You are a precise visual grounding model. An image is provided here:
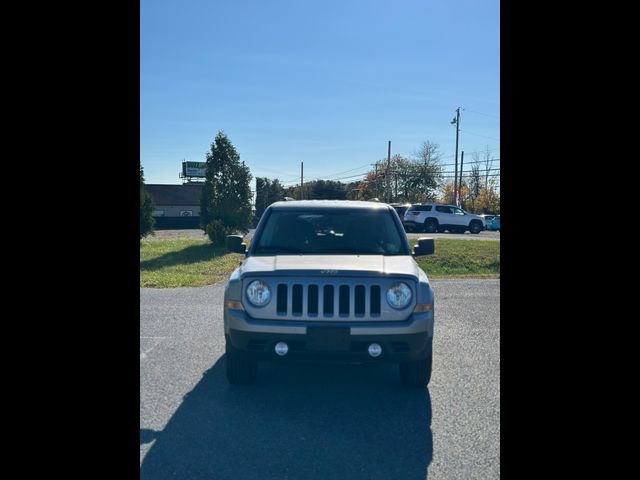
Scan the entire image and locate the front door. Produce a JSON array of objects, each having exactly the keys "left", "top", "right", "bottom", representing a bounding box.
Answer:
[
  {"left": 434, "top": 205, "right": 455, "bottom": 228},
  {"left": 450, "top": 206, "right": 468, "bottom": 226}
]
